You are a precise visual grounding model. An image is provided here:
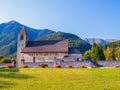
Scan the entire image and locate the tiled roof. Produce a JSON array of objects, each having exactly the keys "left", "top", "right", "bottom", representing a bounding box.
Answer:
[
  {"left": 22, "top": 39, "right": 68, "bottom": 53},
  {"left": 68, "top": 48, "right": 81, "bottom": 54}
]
